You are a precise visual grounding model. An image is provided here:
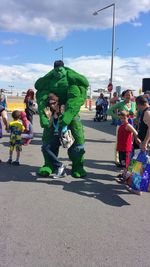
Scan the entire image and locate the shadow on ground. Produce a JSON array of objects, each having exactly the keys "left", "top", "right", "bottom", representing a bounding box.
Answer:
[
  {"left": 0, "top": 114, "right": 129, "bottom": 207},
  {"left": 49, "top": 178, "right": 130, "bottom": 207},
  {"left": 60, "top": 158, "right": 116, "bottom": 173},
  {"left": 82, "top": 118, "right": 116, "bottom": 137},
  {"left": 0, "top": 160, "right": 130, "bottom": 207},
  {"left": 85, "top": 138, "right": 115, "bottom": 143}
]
